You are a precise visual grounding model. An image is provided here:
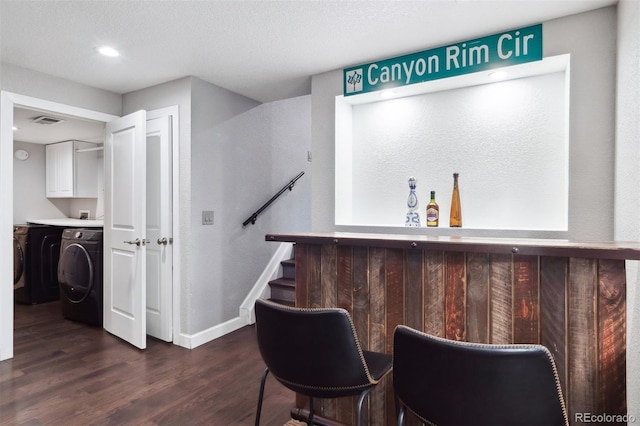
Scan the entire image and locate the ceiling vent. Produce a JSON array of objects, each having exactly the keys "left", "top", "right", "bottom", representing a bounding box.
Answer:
[{"left": 32, "top": 115, "right": 65, "bottom": 125}]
